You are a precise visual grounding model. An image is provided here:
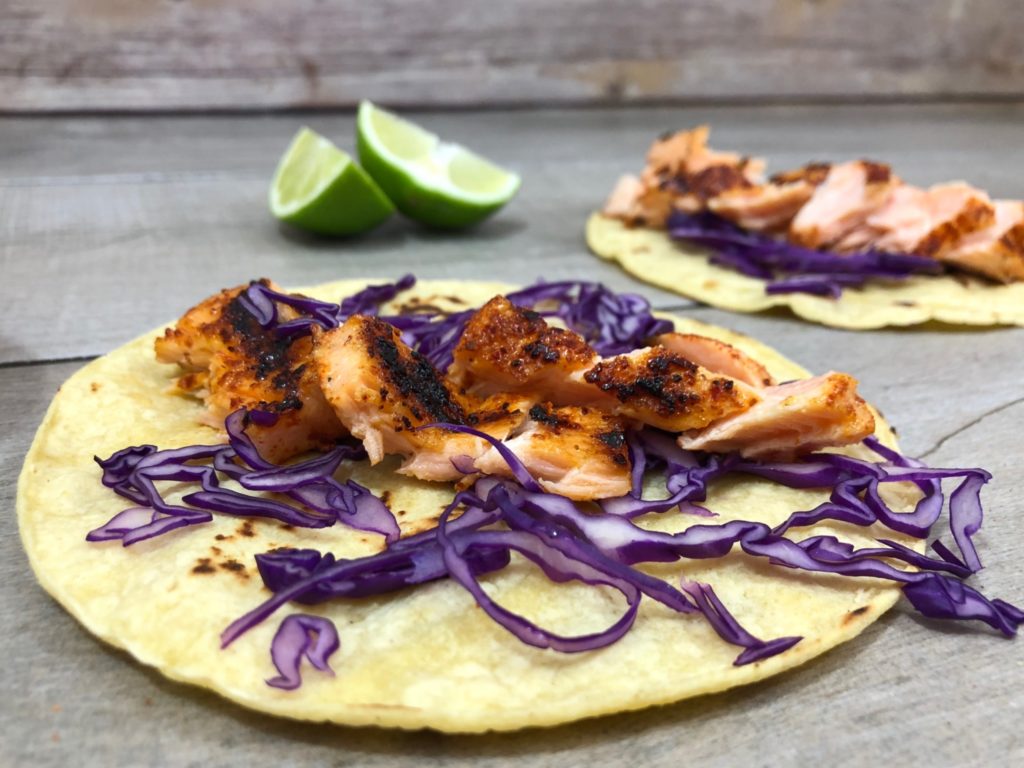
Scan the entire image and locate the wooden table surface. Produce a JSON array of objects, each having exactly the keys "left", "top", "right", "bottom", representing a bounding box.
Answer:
[{"left": 3, "top": 103, "right": 1023, "bottom": 766}]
